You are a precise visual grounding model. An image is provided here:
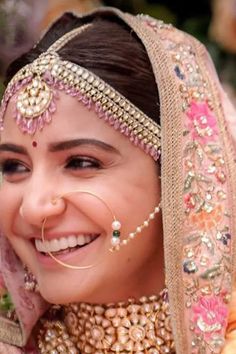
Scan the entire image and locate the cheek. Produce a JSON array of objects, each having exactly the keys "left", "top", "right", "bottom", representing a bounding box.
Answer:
[
  {"left": 106, "top": 177, "right": 159, "bottom": 232},
  {"left": 0, "top": 184, "right": 20, "bottom": 233}
]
